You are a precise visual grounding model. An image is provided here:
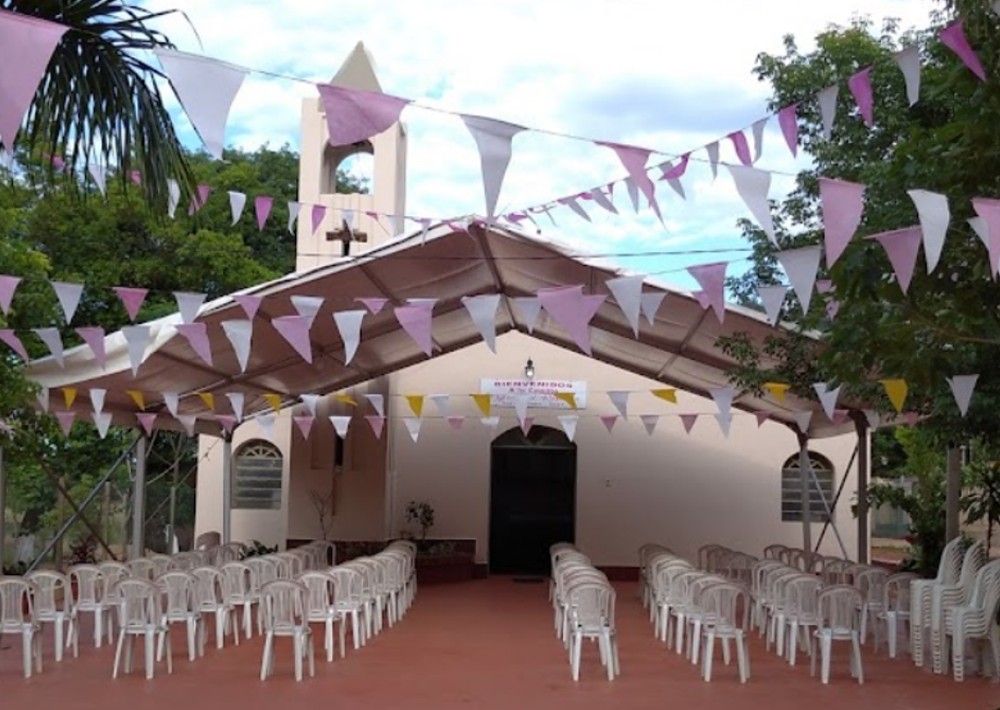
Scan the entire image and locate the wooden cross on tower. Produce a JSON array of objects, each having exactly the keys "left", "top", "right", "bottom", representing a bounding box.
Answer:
[{"left": 326, "top": 218, "right": 368, "bottom": 256}]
